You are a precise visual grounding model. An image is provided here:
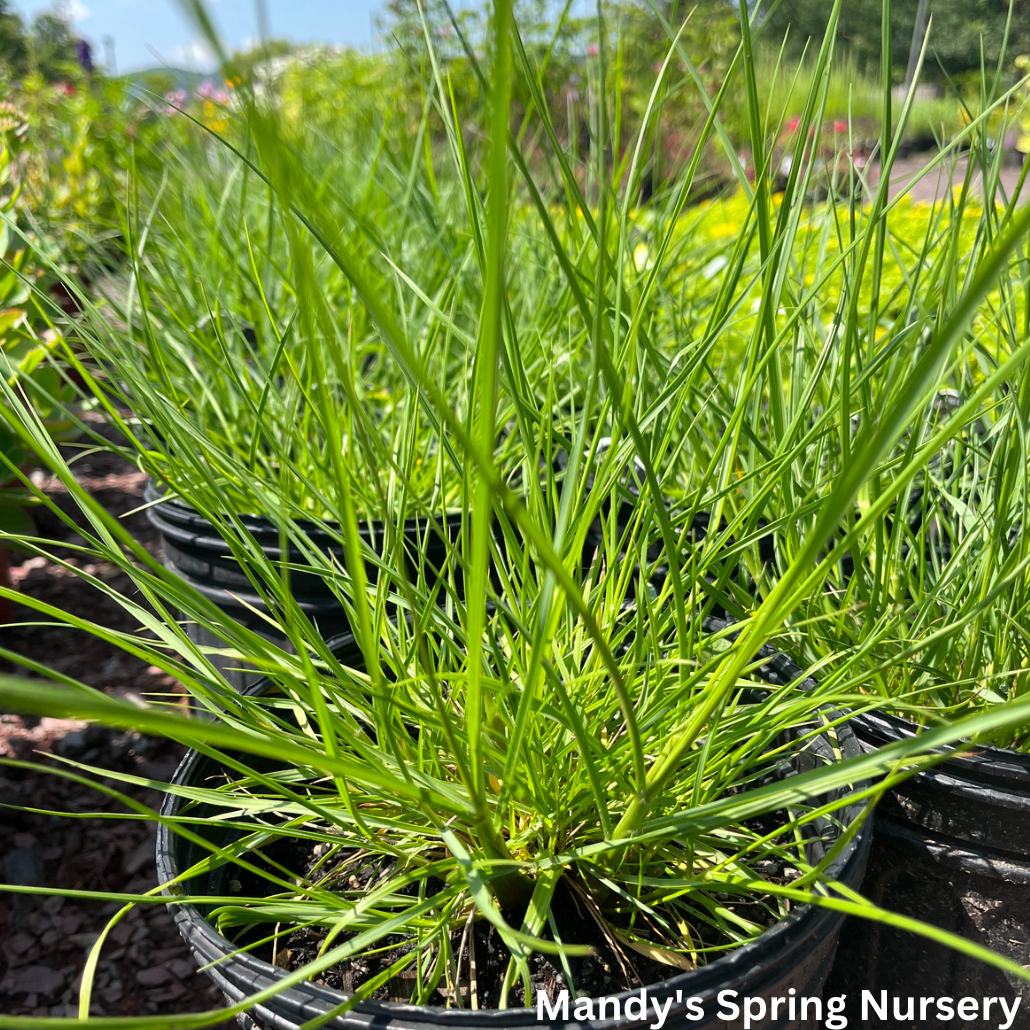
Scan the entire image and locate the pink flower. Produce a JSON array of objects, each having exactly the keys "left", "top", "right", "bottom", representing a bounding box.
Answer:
[
  {"left": 197, "top": 79, "right": 215, "bottom": 98},
  {"left": 162, "top": 89, "right": 188, "bottom": 115},
  {"left": 786, "top": 116, "right": 800, "bottom": 133},
  {"left": 832, "top": 120, "right": 848, "bottom": 133},
  {"left": 587, "top": 43, "right": 599, "bottom": 56}
]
